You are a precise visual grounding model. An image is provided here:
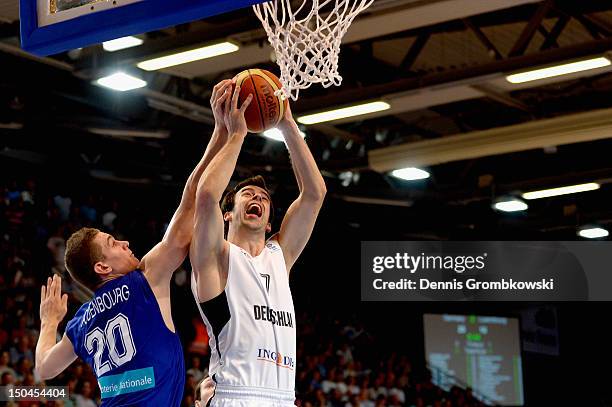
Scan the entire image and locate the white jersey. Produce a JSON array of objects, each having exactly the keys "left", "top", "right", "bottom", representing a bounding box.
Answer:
[{"left": 192, "top": 239, "right": 296, "bottom": 405}]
